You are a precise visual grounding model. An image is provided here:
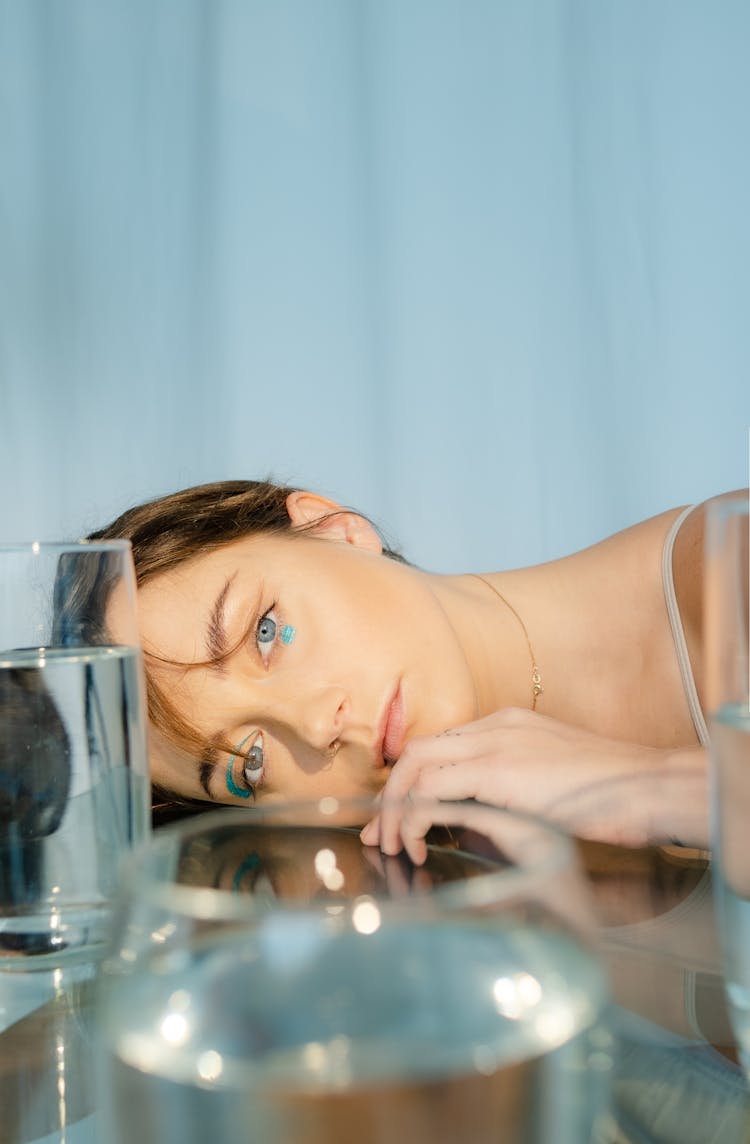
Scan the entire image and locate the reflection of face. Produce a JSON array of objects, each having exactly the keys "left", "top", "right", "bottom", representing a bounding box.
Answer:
[
  {"left": 177, "top": 825, "right": 489, "bottom": 903},
  {"left": 138, "top": 529, "right": 479, "bottom": 805},
  {"left": 180, "top": 826, "right": 394, "bottom": 900}
]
